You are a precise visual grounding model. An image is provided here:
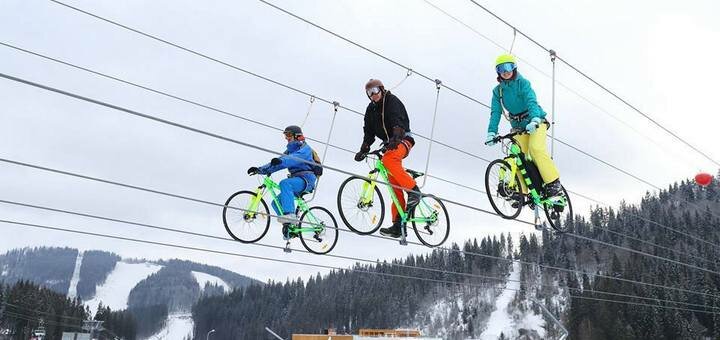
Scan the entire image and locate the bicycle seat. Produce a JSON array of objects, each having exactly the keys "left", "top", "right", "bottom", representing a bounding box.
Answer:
[
  {"left": 296, "top": 190, "right": 314, "bottom": 199},
  {"left": 406, "top": 169, "right": 424, "bottom": 179}
]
